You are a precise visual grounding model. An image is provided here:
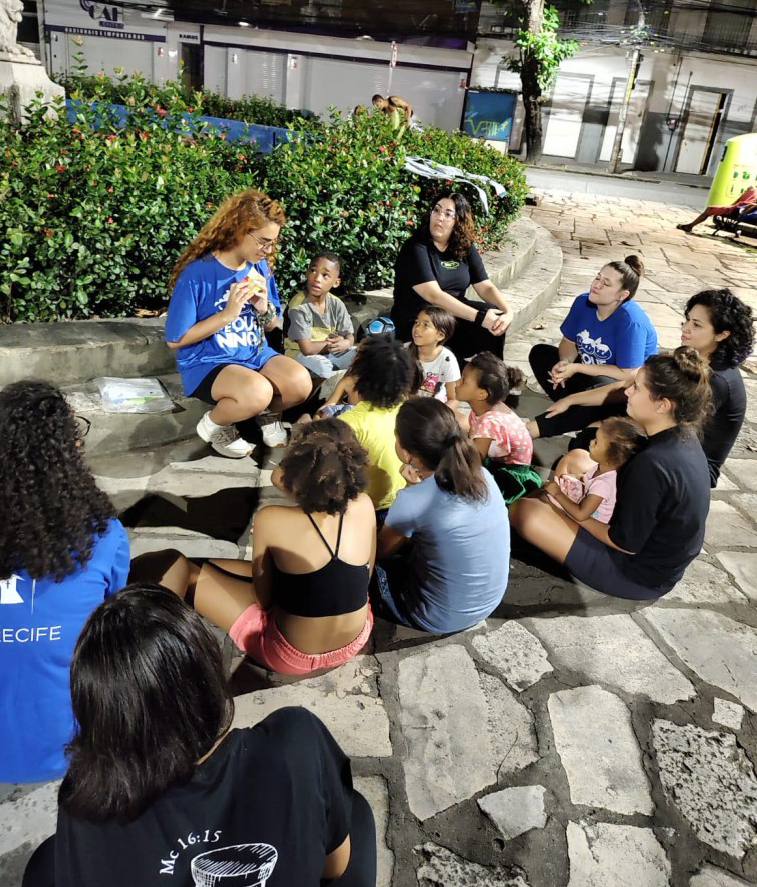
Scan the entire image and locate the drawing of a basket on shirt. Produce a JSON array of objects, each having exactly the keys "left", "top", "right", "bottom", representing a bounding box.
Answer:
[{"left": 191, "top": 843, "right": 278, "bottom": 887}]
